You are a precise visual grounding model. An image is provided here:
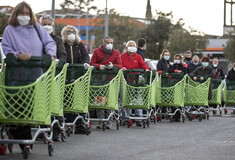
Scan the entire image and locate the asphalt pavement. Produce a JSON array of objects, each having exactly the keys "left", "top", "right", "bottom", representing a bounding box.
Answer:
[{"left": 1, "top": 111, "right": 235, "bottom": 160}]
